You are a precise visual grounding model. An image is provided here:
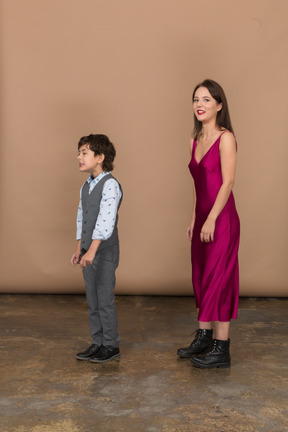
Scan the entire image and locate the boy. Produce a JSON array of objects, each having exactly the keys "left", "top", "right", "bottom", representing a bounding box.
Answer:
[{"left": 71, "top": 134, "right": 122, "bottom": 363}]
